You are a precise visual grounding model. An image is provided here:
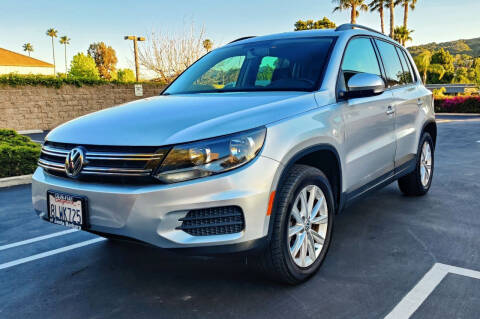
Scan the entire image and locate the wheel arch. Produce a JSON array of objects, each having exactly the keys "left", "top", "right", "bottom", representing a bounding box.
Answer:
[
  {"left": 274, "top": 144, "right": 343, "bottom": 213},
  {"left": 265, "top": 144, "right": 343, "bottom": 242},
  {"left": 422, "top": 120, "right": 437, "bottom": 148}
]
